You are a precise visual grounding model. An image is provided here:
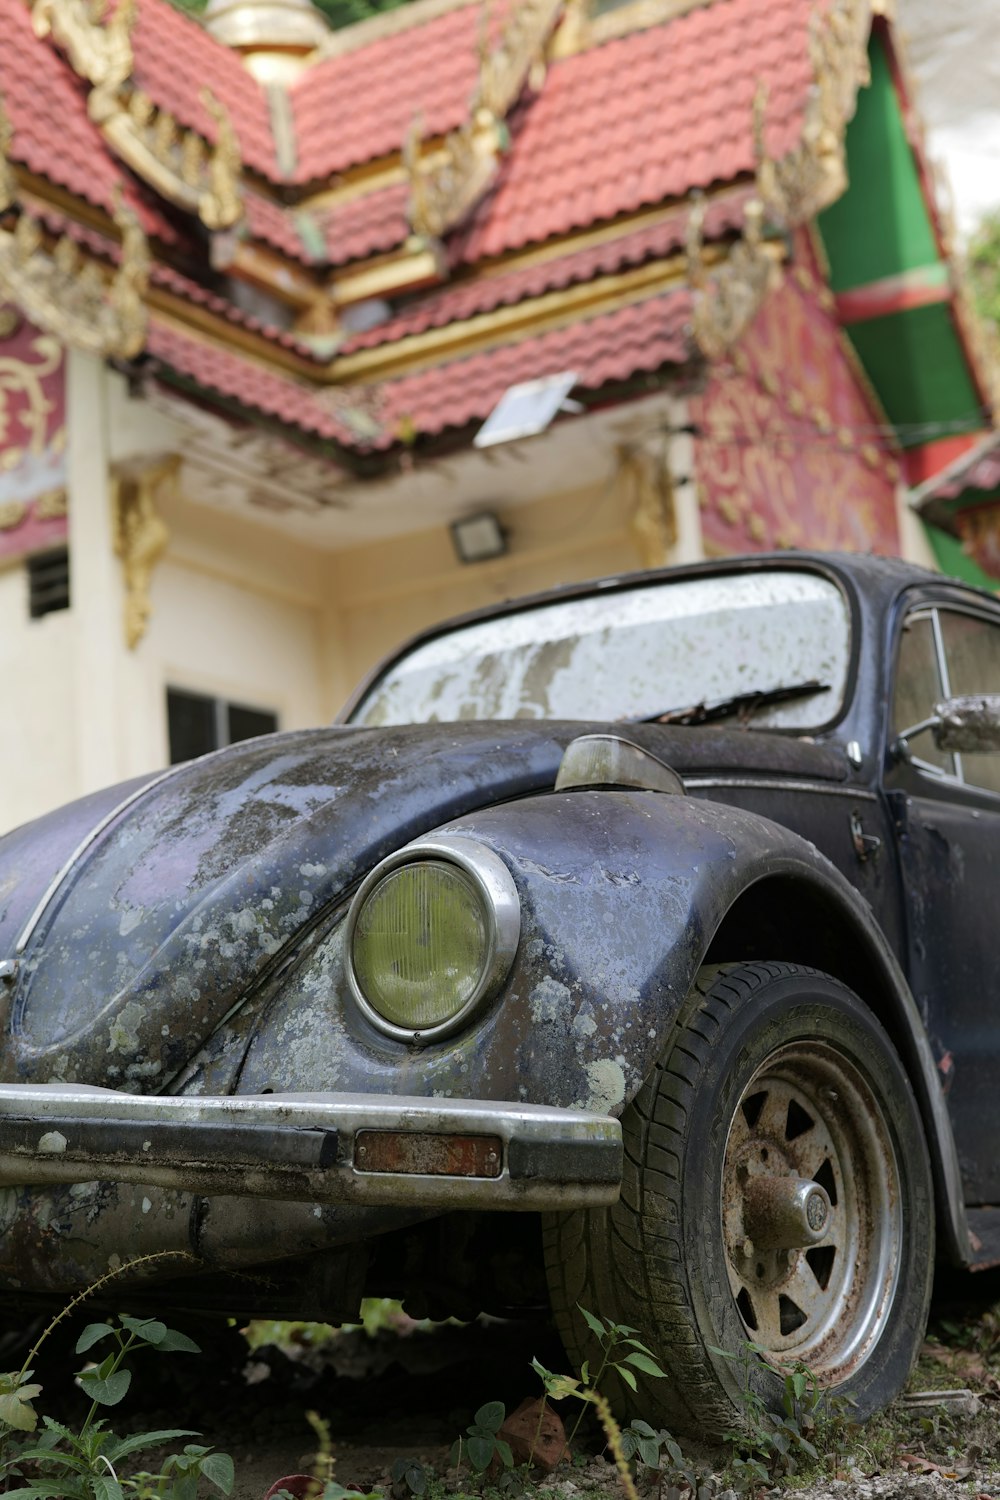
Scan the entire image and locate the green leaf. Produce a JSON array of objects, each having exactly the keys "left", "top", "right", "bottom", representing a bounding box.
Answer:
[
  {"left": 120, "top": 1316, "right": 167, "bottom": 1345},
  {"left": 578, "top": 1306, "right": 605, "bottom": 1338},
  {"left": 105, "top": 1428, "right": 199, "bottom": 1462},
  {"left": 76, "top": 1324, "right": 117, "bottom": 1355},
  {"left": 630, "top": 1420, "right": 657, "bottom": 1437},
  {"left": 580, "top": 1360, "right": 589, "bottom": 1384},
  {"left": 94, "top": 1474, "right": 124, "bottom": 1500},
  {"left": 449, "top": 1439, "right": 462, "bottom": 1468},
  {"left": 4, "top": 1485, "right": 89, "bottom": 1500},
  {"left": 495, "top": 1439, "right": 514, "bottom": 1469},
  {"left": 623, "top": 1351, "right": 668, "bottom": 1378},
  {"left": 199, "top": 1451, "right": 235, "bottom": 1494},
  {"left": 638, "top": 1439, "right": 660, "bottom": 1467},
  {"left": 0, "top": 1382, "right": 42, "bottom": 1431},
  {"left": 617, "top": 1366, "right": 638, "bottom": 1392},
  {"left": 538, "top": 1372, "right": 581, "bottom": 1401},
  {"left": 467, "top": 1435, "right": 494, "bottom": 1473},
  {"left": 474, "top": 1401, "right": 505, "bottom": 1434},
  {"left": 78, "top": 1367, "right": 132, "bottom": 1406},
  {"left": 153, "top": 1328, "right": 201, "bottom": 1354}
]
